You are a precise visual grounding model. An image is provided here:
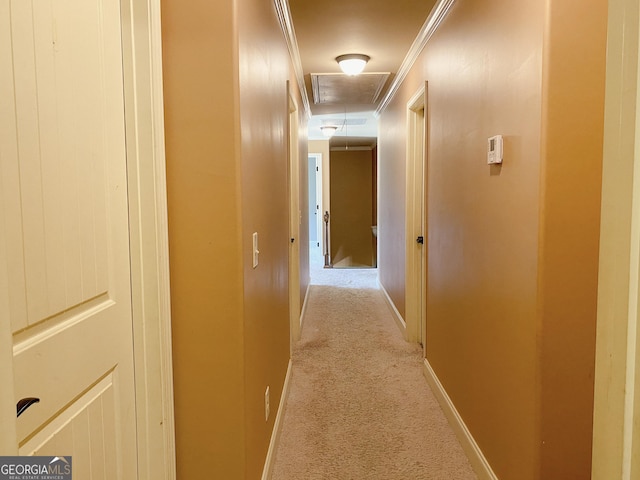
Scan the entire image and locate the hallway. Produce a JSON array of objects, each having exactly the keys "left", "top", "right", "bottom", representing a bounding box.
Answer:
[
  {"left": 158, "top": 0, "right": 611, "bottom": 477},
  {"left": 269, "top": 252, "right": 476, "bottom": 478}
]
